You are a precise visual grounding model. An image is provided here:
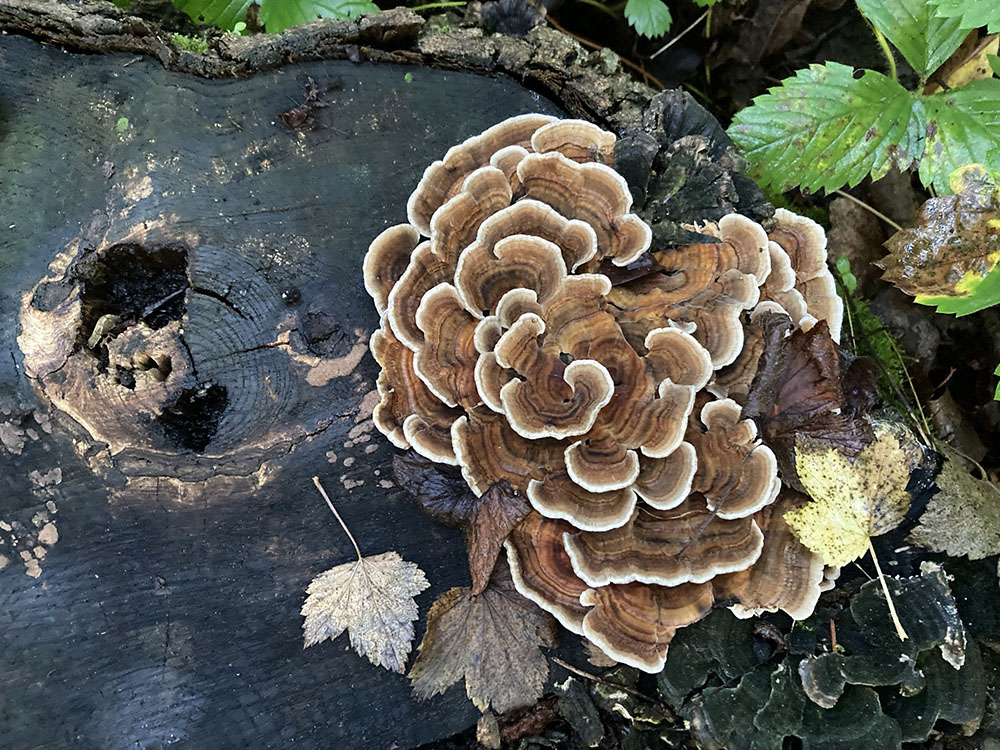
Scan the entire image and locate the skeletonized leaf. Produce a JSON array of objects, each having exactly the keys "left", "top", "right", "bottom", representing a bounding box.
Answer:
[
  {"left": 409, "top": 563, "right": 552, "bottom": 713},
  {"left": 784, "top": 429, "right": 912, "bottom": 567},
  {"left": 302, "top": 550, "right": 430, "bottom": 673},
  {"left": 880, "top": 165, "right": 1000, "bottom": 315},
  {"left": 909, "top": 449, "right": 1000, "bottom": 559},
  {"left": 728, "top": 62, "right": 922, "bottom": 194}
]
